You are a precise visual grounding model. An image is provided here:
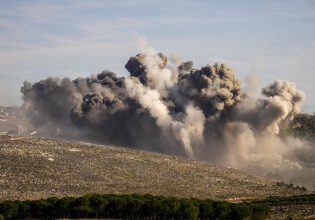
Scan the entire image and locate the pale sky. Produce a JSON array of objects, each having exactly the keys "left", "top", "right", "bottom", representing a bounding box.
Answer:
[{"left": 0, "top": 0, "right": 315, "bottom": 112}]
